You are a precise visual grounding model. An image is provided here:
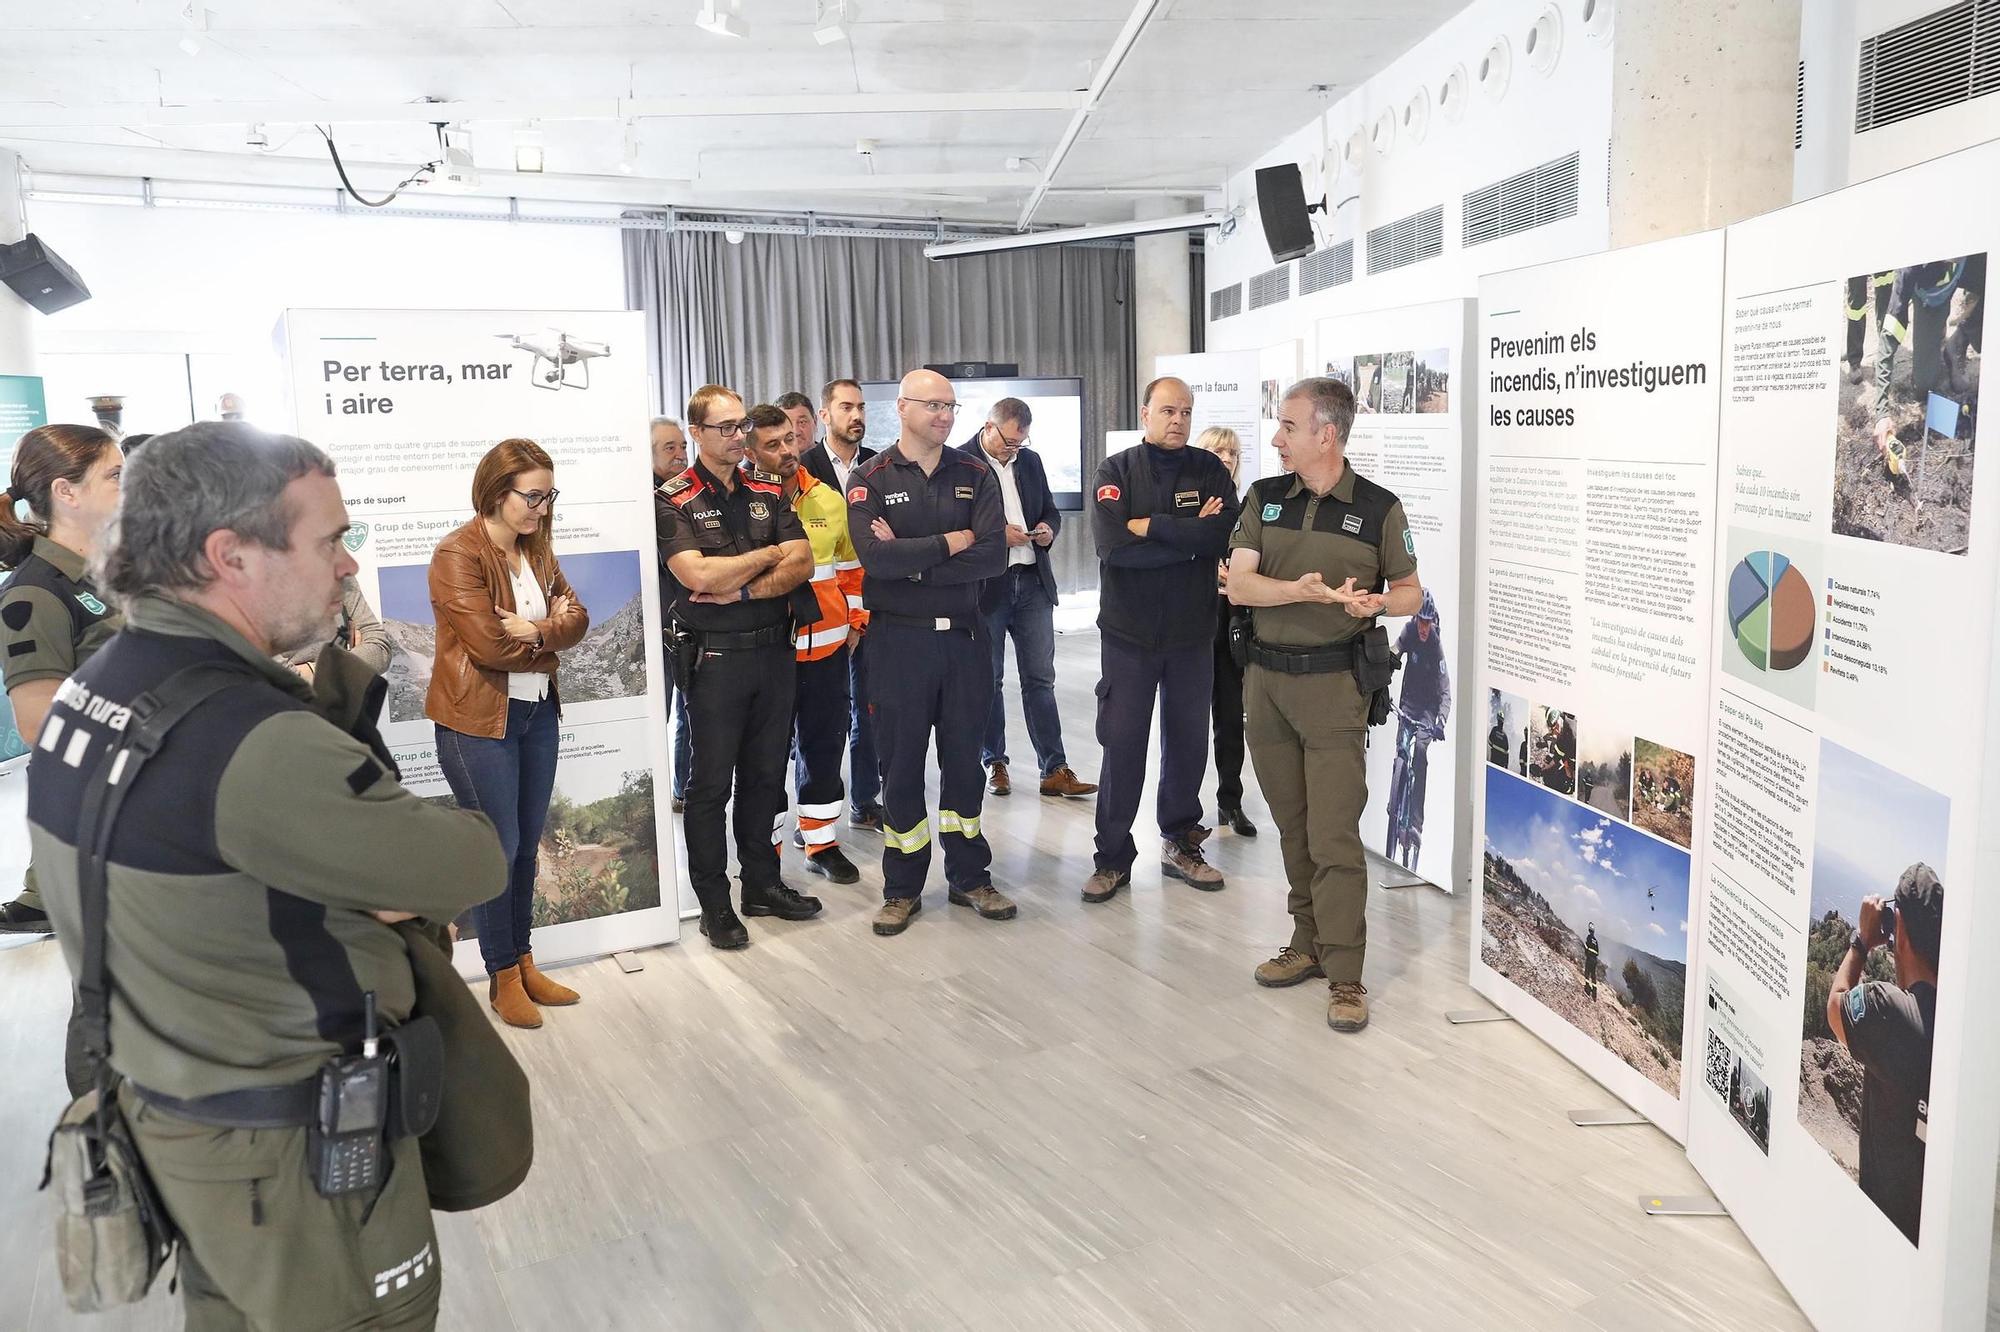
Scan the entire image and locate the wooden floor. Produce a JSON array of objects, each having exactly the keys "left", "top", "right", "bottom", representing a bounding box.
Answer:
[{"left": 0, "top": 627, "right": 1821, "bottom": 1331}]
